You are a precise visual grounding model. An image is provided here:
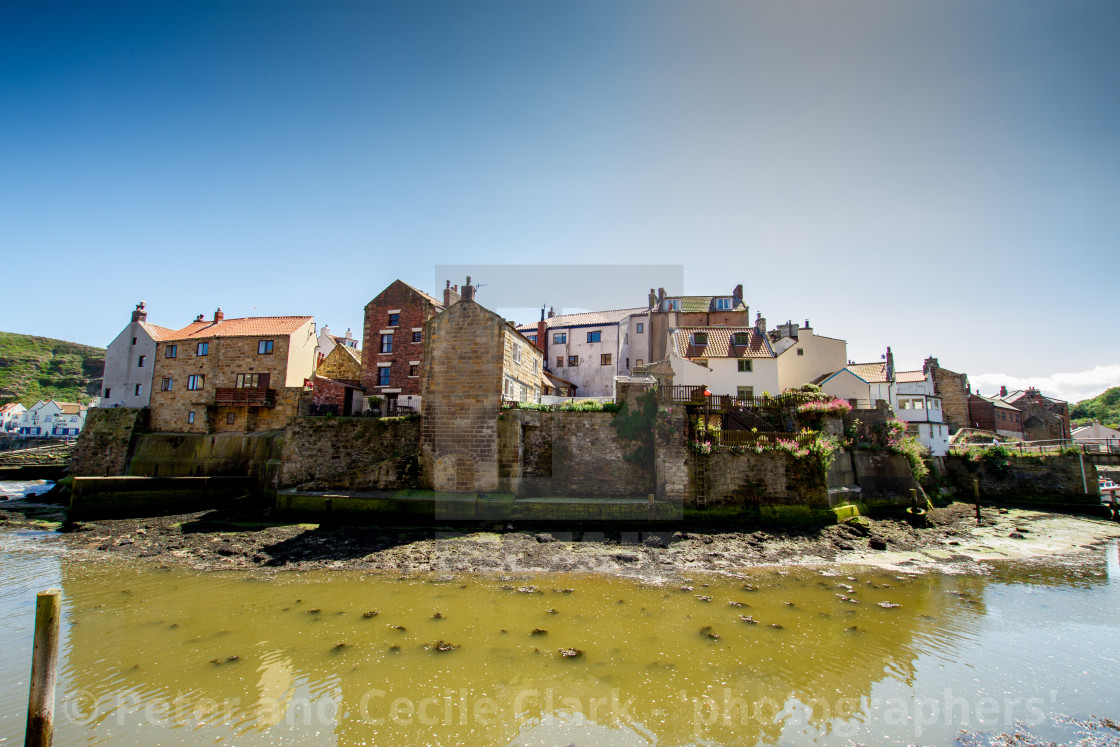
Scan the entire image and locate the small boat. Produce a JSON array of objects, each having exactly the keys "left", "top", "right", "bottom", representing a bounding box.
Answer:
[{"left": 1100, "top": 477, "right": 1120, "bottom": 504}]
